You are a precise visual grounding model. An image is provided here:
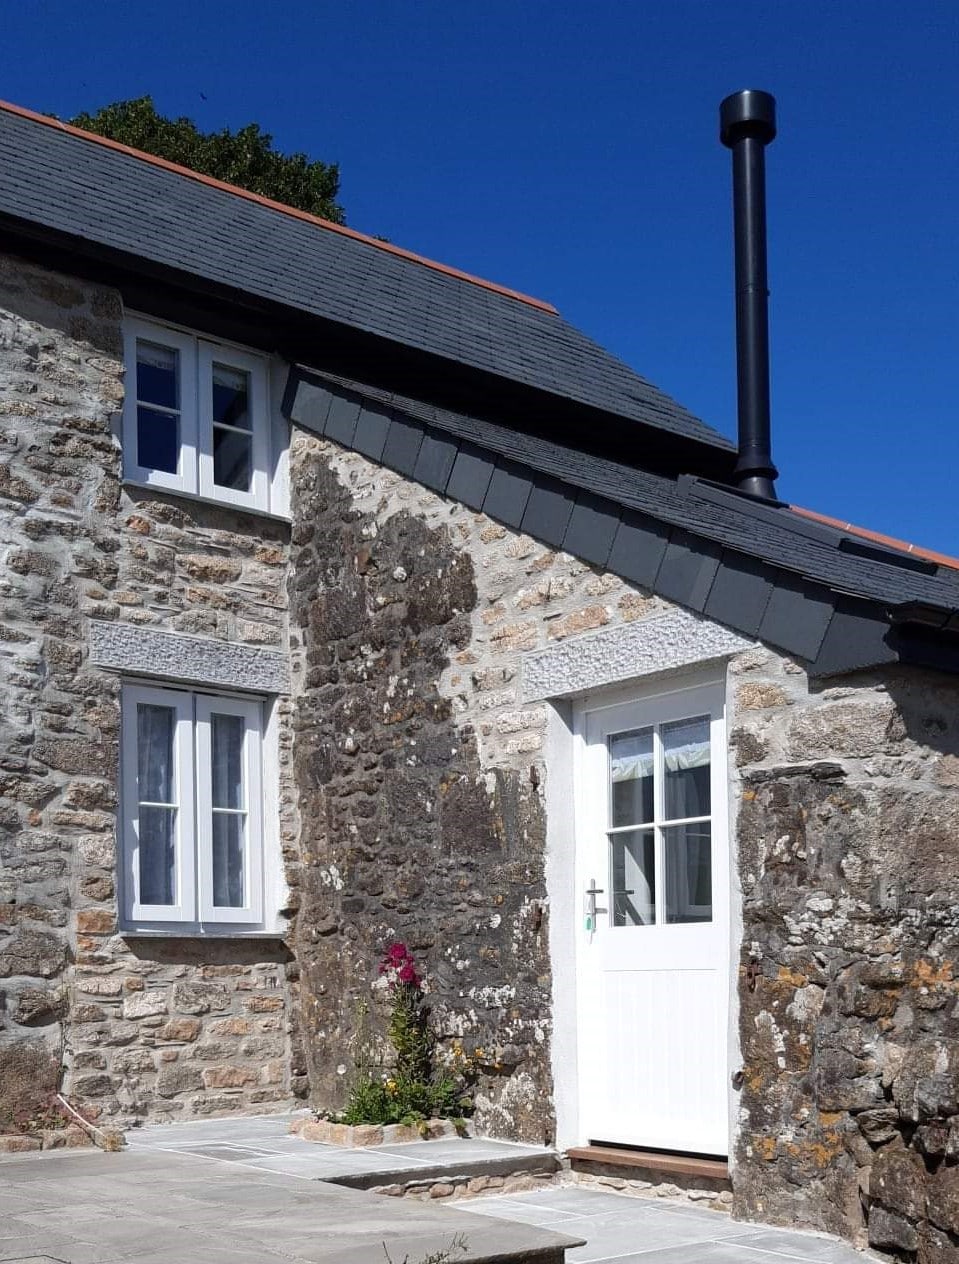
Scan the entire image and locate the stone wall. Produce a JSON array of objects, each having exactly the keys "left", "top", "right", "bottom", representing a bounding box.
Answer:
[
  {"left": 0, "top": 254, "right": 298, "bottom": 1126},
  {"left": 730, "top": 651, "right": 959, "bottom": 1260},
  {"left": 286, "top": 435, "right": 697, "bottom": 1142}
]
